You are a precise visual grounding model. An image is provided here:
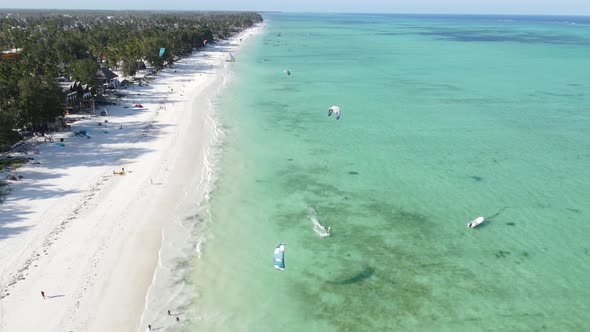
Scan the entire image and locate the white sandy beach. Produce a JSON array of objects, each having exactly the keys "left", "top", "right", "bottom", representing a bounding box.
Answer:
[{"left": 0, "top": 25, "right": 263, "bottom": 332}]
